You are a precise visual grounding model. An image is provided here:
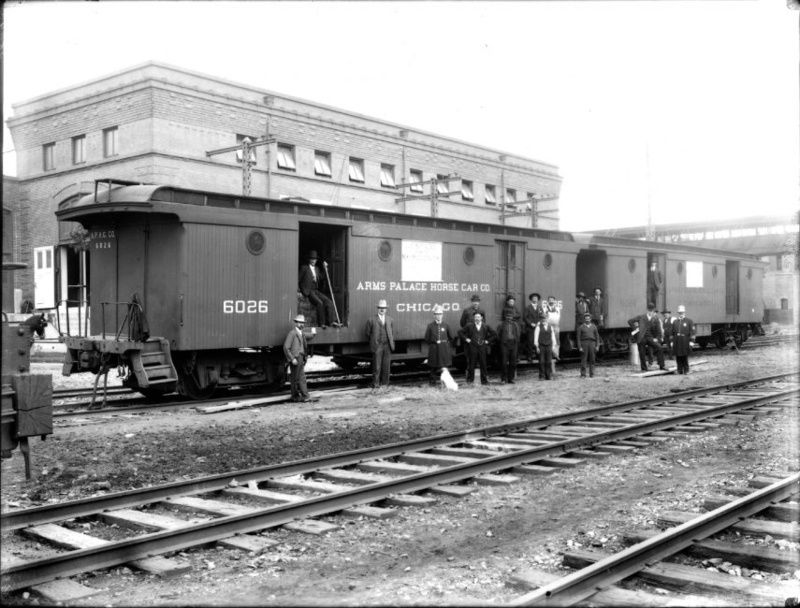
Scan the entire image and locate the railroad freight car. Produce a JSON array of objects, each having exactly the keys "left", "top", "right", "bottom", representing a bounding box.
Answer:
[{"left": 56, "top": 180, "right": 764, "bottom": 398}]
